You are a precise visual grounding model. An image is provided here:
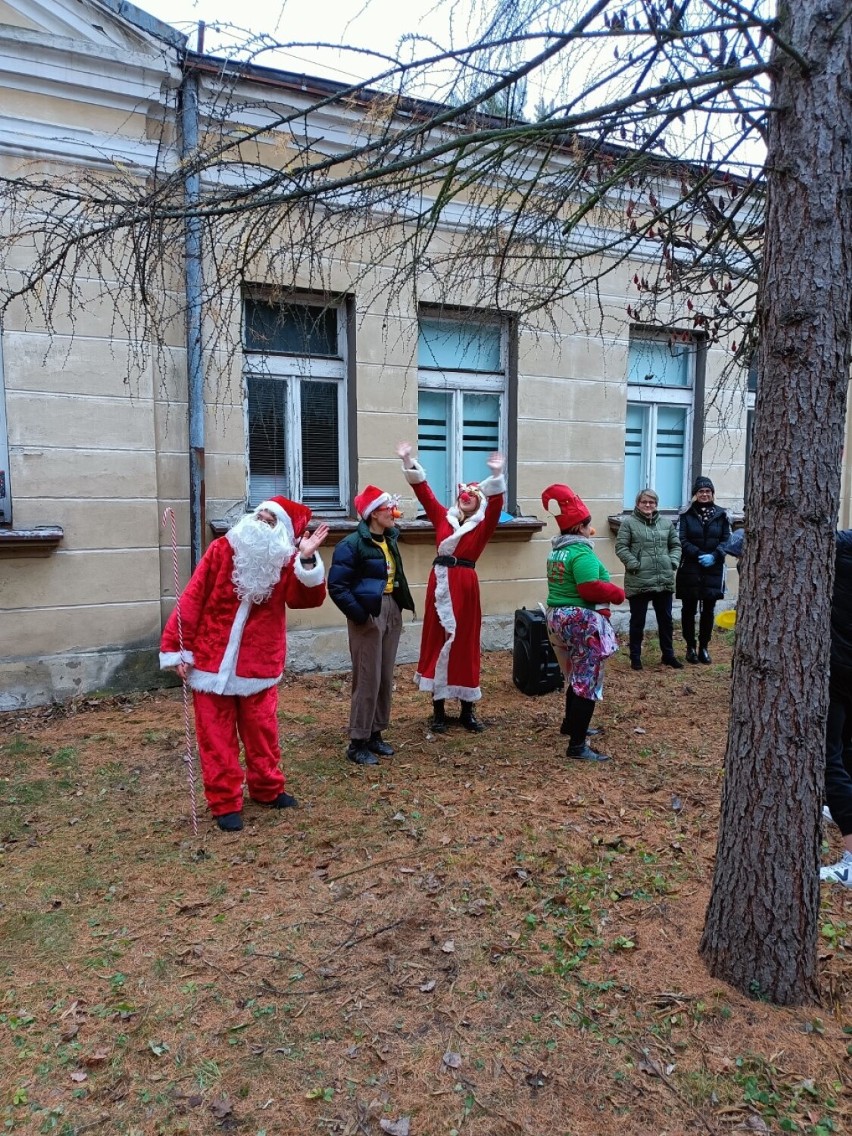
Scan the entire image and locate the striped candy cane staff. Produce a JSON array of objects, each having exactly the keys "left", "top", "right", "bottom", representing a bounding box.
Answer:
[{"left": 162, "top": 507, "right": 199, "bottom": 837}]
